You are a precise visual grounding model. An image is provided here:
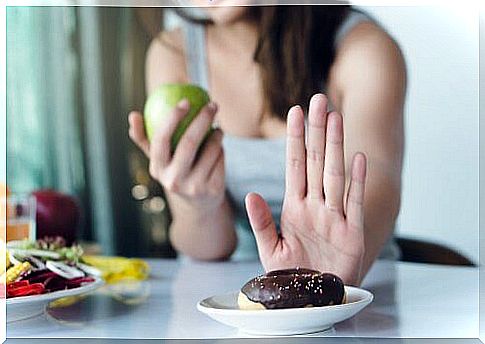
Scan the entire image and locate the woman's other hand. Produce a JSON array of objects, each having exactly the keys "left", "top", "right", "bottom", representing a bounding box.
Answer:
[
  {"left": 128, "top": 99, "right": 226, "bottom": 212},
  {"left": 245, "top": 94, "right": 367, "bottom": 286}
]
